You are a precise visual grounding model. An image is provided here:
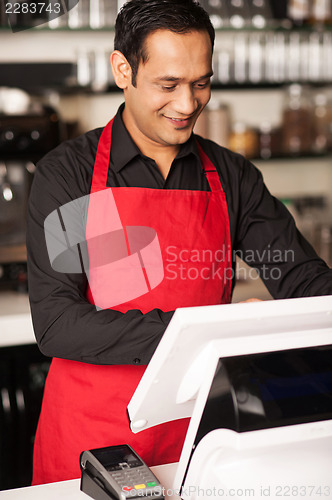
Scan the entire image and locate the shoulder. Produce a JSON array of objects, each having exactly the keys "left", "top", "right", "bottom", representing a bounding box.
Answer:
[
  {"left": 29, "top": 128, "right": 103, "bottom": 217},
  {"left": 37, "top": 127, "right": 103, "bottom": 177},
  {"left": 34, "top": 127, "right": 103, "bottom": 197}
]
